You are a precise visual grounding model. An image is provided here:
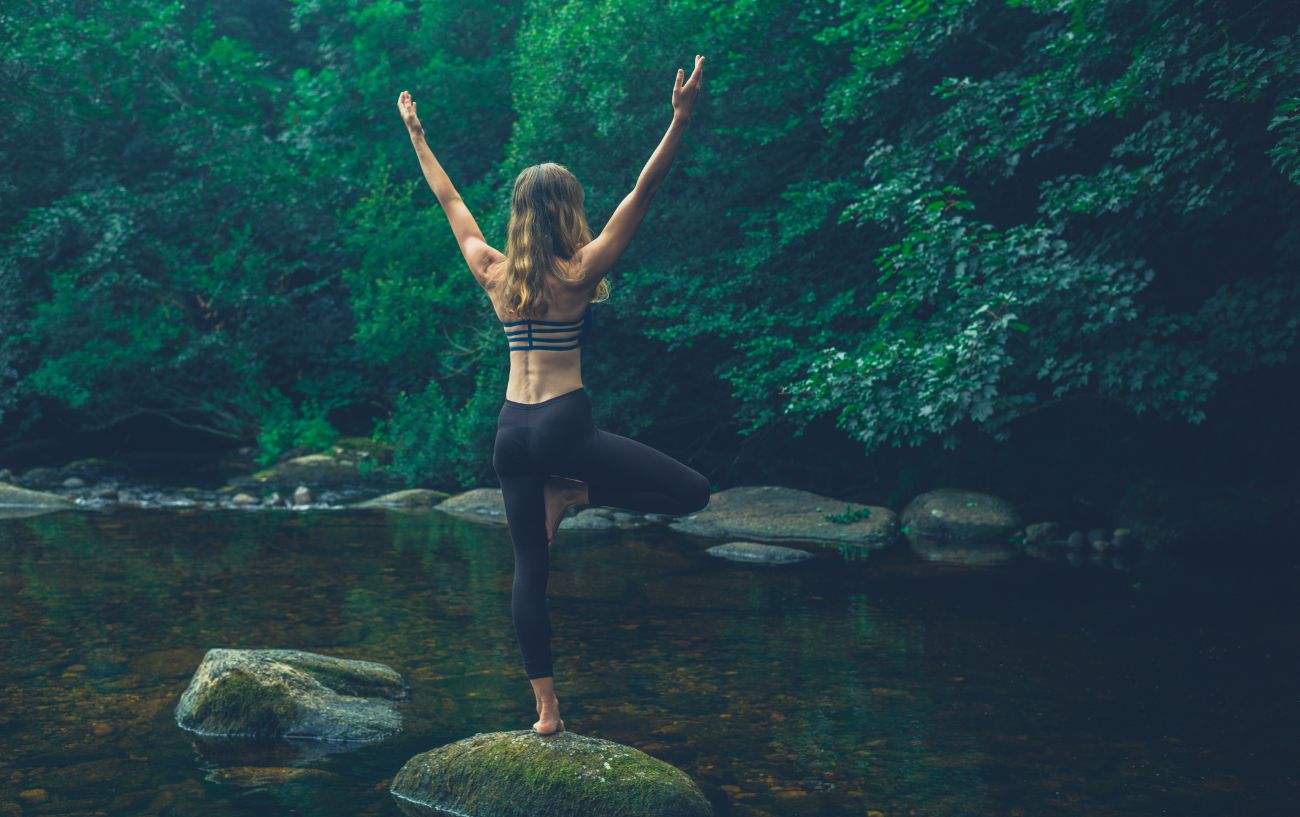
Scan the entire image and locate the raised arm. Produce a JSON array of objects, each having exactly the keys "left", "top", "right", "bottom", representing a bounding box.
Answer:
[
  {"left": 397, "top": 90, "right": 503, "bottom": 291},
  {"left": 575, "top": 55, "right": 705, "bottom": 288}
]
